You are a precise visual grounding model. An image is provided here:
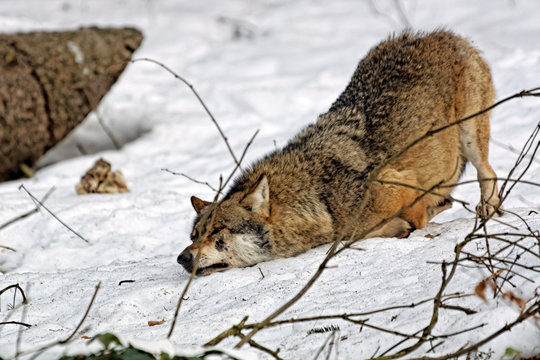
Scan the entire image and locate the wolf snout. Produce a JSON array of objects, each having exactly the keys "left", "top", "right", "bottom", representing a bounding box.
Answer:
[{"left": 177, "top": 250, "right": 193, "bottom": 271}]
